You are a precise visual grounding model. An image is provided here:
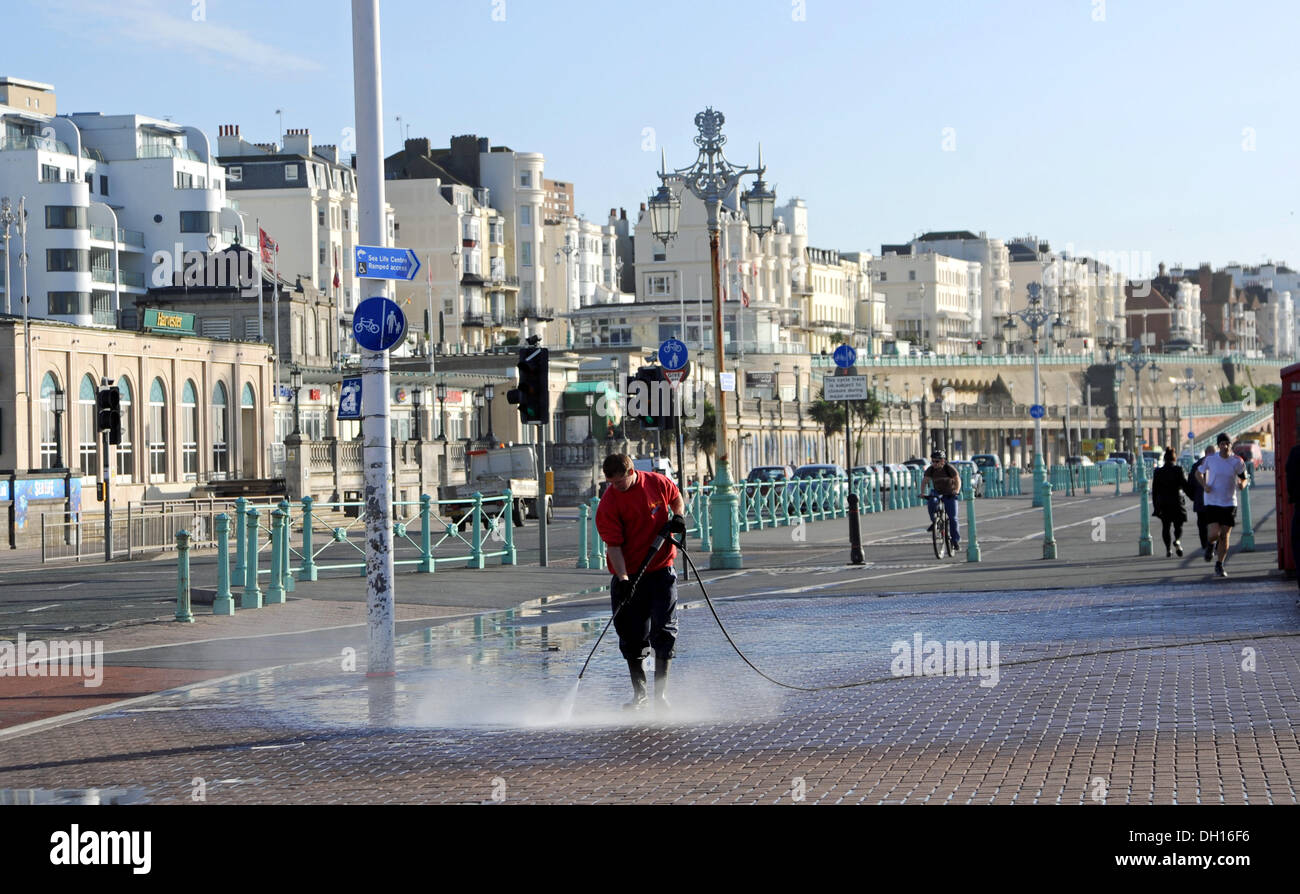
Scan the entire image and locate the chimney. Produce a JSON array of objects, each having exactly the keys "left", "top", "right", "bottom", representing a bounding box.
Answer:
[
  {"left": 1158, "top": 262, "right": 1166, "bottom": 278},
  {"left": 217, "top": 123, "right": 243, "bottom": 157},
  {"left": 283, "top": 127, "right": 312, "bottom": 157},
  {"left": 620, "top": 208, "right": 627, "bottom": 220},
  {"left": 639, "top": 203, "right": 646, "bottom": 212},
  {"left": 405, "top": 136, "right": 430, "bottom": 157}
]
